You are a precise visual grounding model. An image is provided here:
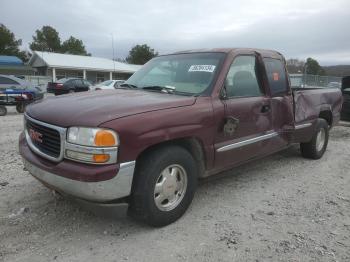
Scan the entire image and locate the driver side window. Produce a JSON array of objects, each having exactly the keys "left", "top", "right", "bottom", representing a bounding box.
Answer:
[{"left": 225, "top": 56, "right": 262, "bottom": 98}]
